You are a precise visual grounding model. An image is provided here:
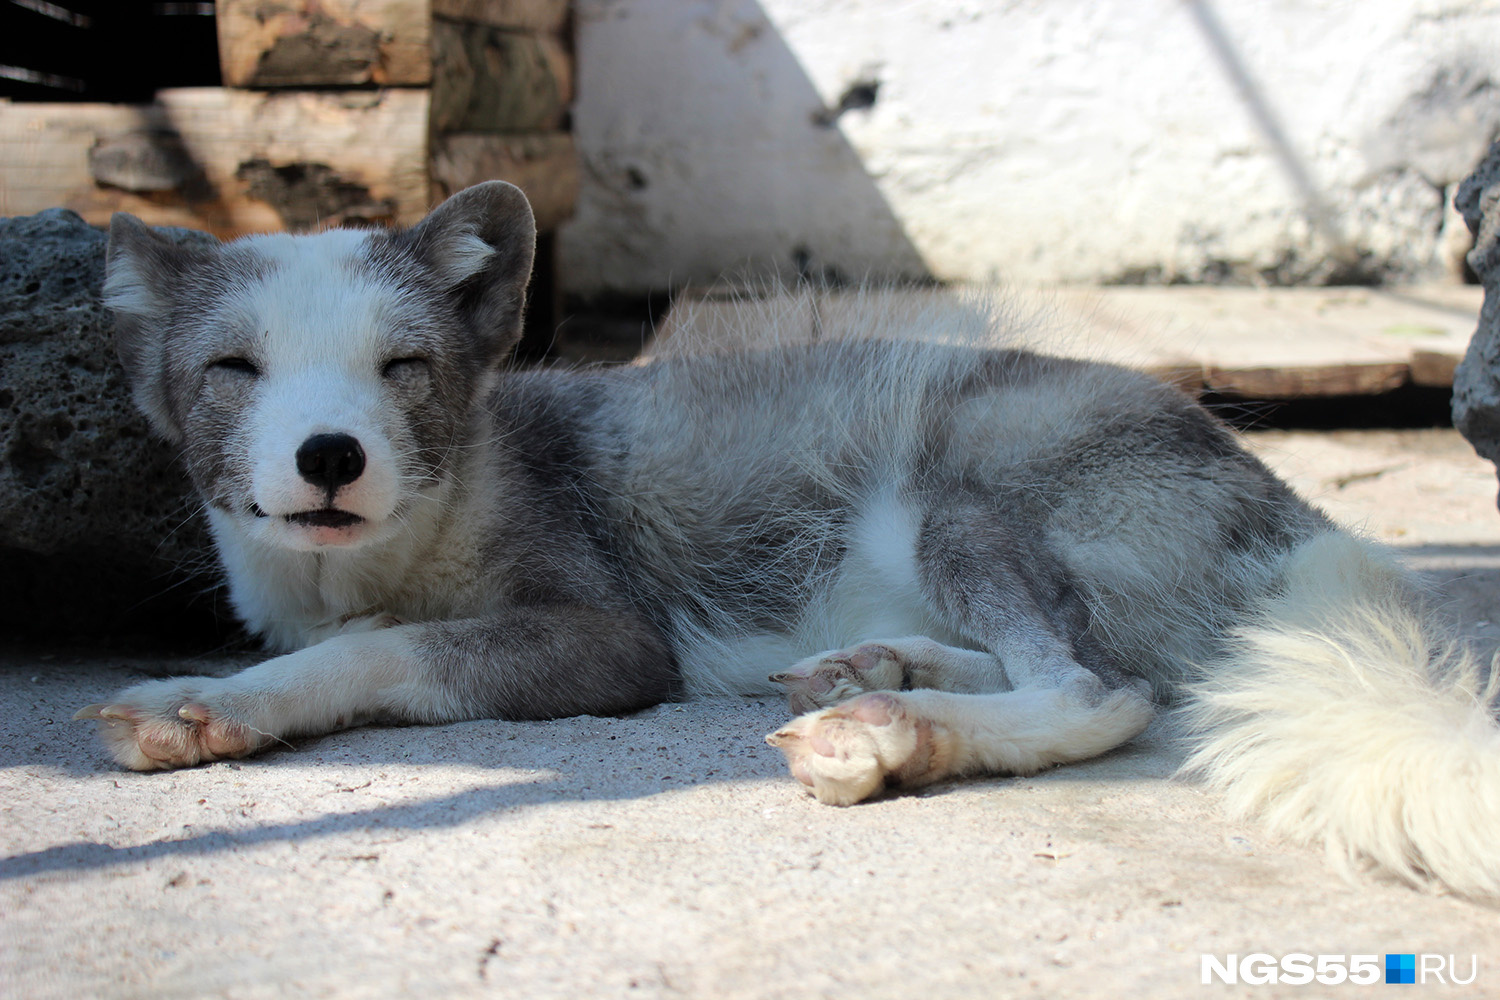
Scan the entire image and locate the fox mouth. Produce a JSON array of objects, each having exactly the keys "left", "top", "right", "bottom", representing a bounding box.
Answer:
[
  {"left": 285, "top": 508, "right": 365, "bottom": 529},
  {"left": 246, "top": 503, "right": 364, "bottom": 529}
]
